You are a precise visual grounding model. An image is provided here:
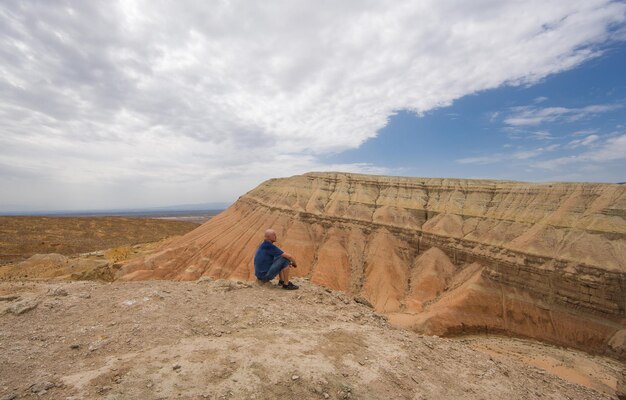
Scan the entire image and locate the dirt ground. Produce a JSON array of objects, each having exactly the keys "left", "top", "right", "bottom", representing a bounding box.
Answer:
[
  {"left": 0, "top": 217, "right": 199, "bottom": 265},
  {"left": 465, "top": 336, "right": 624, "bottom": 396},
  {"left": 0, "top": 241, "right": 169, "bottom": 282},
  {"left": 0, "top": 278, "right": 623, "bottom": 400}
]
